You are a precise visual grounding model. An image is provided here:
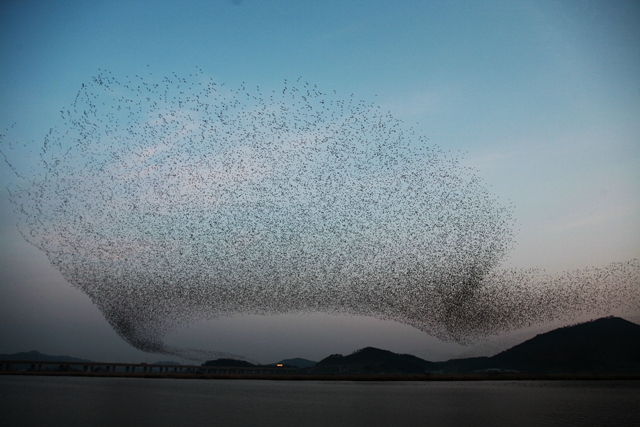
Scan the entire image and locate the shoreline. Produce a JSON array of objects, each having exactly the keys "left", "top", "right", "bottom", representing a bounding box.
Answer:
[{"left": 3, "top": 372, "right": 640, "bottom": 381}]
